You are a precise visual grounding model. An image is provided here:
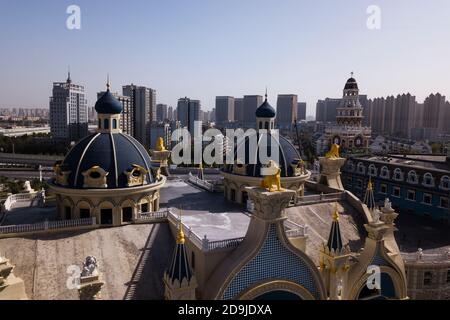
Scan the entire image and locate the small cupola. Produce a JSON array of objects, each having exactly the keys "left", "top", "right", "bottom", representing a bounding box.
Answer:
[
  {"left": 95, "top": 76, "right": 123, "bottom": 133},
  {"left": 255, "top": 90, "right": 276, "bottom": 131}
]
